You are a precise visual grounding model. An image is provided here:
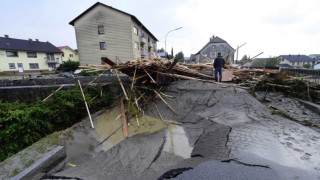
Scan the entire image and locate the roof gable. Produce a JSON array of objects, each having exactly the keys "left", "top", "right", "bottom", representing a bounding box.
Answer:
[
  {"left": 0, "top": 37, "right": 62, "bottom": 53},
  {"left": 69, "top": 2, "right": 158, "bottom": 41},
  {"left": 57, "top": 46, "right": 76, "bottom": 53},
  {"left": 195, "top": 36, "right": 234, "bottom": 55},
  {"left": 280, "top": 55, "right": 314, "bottom": 62}
]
